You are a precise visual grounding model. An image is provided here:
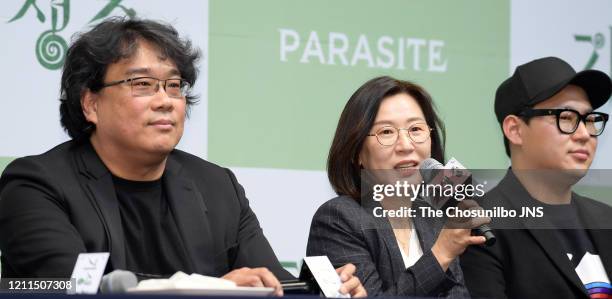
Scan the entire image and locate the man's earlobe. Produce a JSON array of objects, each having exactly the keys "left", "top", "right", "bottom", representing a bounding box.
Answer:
[
  {"left": 81, "top": 89, "right": 98, "bottom": 124},
  {"left": 503, "top": 115, "right": 524, "bottom": 147}
]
